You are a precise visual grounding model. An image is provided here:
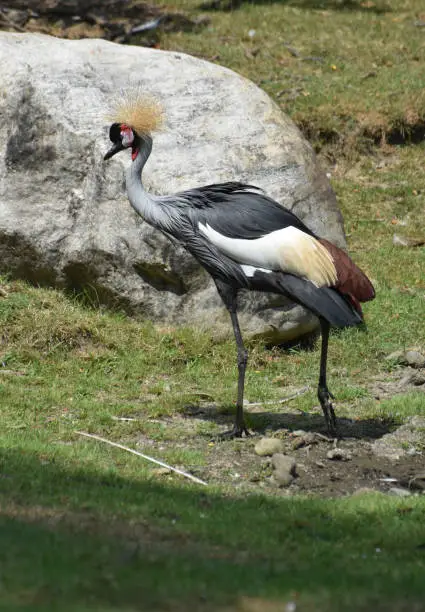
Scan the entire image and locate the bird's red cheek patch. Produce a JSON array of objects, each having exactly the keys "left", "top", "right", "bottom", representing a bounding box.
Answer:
[{"left": 132, "top": 147, "right": 139, "bottom": 161}]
